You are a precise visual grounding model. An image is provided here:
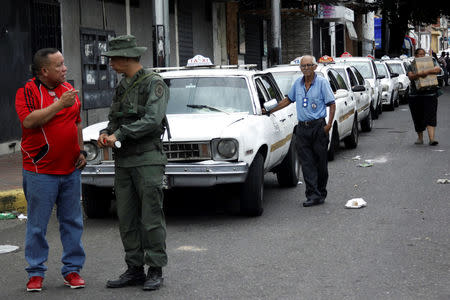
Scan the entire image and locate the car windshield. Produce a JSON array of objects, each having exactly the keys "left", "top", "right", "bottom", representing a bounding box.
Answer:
[
  {"left": 346, "top": 61, "right": 374, "bottom": 79},
  {"left": 165, "top": 77, "right": 253, "bottom": 114},
  {"left": 271, "top": 71, "right": 303, "bottom": 95},
  {"left": 387, "top": 63, "right": 404, "bottom": 74},
  {"left": 375, "top": 63, "right": 388, "bottom": 77}
]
